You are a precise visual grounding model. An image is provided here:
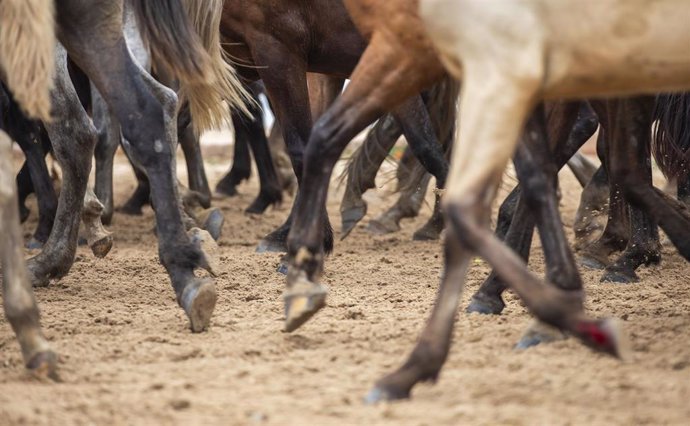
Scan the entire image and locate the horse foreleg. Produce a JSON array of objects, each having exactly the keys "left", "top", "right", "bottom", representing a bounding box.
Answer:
[
  {"left": 0, "top": 131, "right": 57, "bottom": 380},
  {"left": 92, "top": 83, "right": 120, "bottom": 225},
  {"left": 215, "top": 122, "right": 251, "bottom": 197},
  {"left": 26, "top": 45, "right": 97, "bottom": 287},
  {"left": 178, "top": 108, "right": 211, "bottom": 209},
  {"left": 578, "top": 104, "right": 631, "bottom": 268}
]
